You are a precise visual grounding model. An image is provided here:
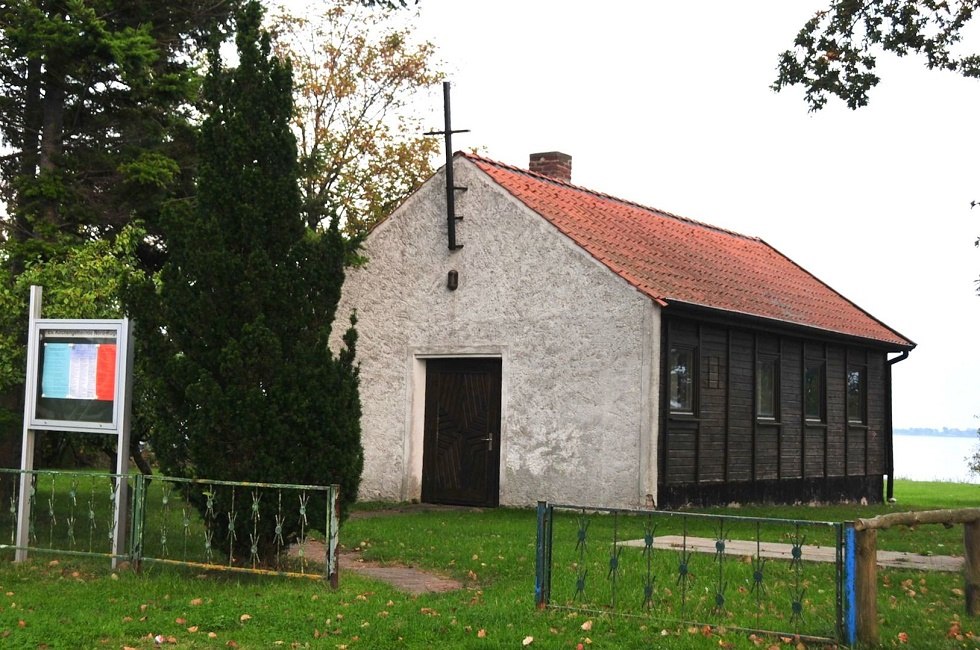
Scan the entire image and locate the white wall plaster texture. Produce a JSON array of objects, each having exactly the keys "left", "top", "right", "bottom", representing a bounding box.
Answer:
[{"left": 336, "top": 157, "right": 660, "bottom": 508}]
